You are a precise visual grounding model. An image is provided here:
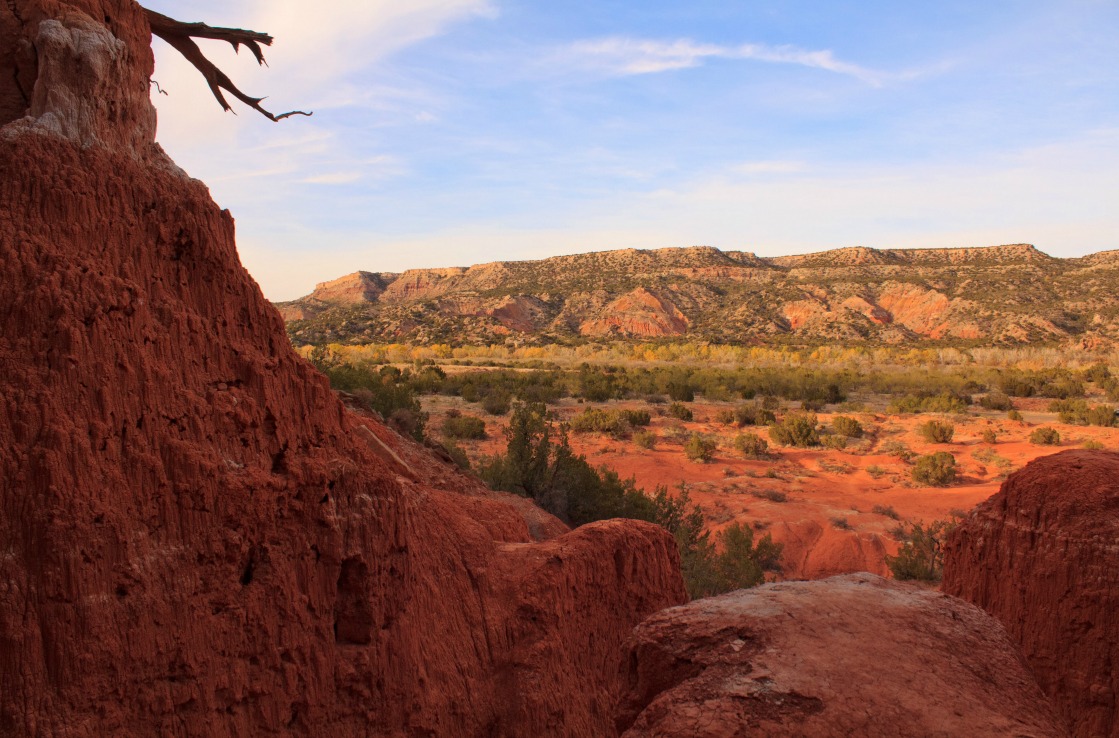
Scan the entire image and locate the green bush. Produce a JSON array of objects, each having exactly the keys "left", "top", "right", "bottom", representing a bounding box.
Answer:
[
  {"left": 734, "top": 405, "right": 775, "bottom": 426},
  {"left": 442, "top": 412, "right": 487, "bottom": 440},
  {"left": 481, "top": 391, "right": 512, "bottom": 416},
  {"left": 821, "top": 434, "right": 848, "bottom": 450},
  {"left": 768, "top": 413, "right": 820, "bottom": 447},
  {"left": 886, "top": 520, "right": 955, "bottom": 581},
  {"left": 912, "top": 452, "right": 957, "bottom": 486},
  {"left": 981, "top": 428, "right": 998, "bottom": 444},
  {"left": 978, "top": 392, "right": 1013, "bottom": 411},
  {"left": 831, "top": 416, "right": 863, "bottom": 438},
  {"left": 667, "top": 402, "right": 694, "bottom": 421},
  {"left": 440, "top": 440, "right": 472, "bottom": 470},
  {"left": 1050, "top": 398, "right": 1089, "bottom": 424},
  {"left": 621, "top": 409, "right": 652, "bottom": 427},
  {"left": 715, "top": 409, "right": 736, "bottom": 425},
  {"left": 1029, "top": 426, "right": 1061, "bottom": 446},
  {"left": 633, "top": 430, "right": 657, "bottom": 449},
  {"left": 1007, "top": 409, "right": 1024, "bottom": 422},
  {"left": 889, "top": 392, "right": 969, "bottom": 414},
  {"left": 1083, "top": 439, "right": 1105, "bottom": 450},
  {"left": 569, "top": 408, "right": 630, "bottom": 437},
  {"left": 918, "top": 420, "right": 955, "bottom": 444},
  {"left": 1086, "top": 405, "right": 1117, "bottom": 428},
  {"left": 684, "top": 434, "right": 717, "bottom": 463},
  {"left": 733, "top": 432, "right": 769, "bottom": 459}
]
